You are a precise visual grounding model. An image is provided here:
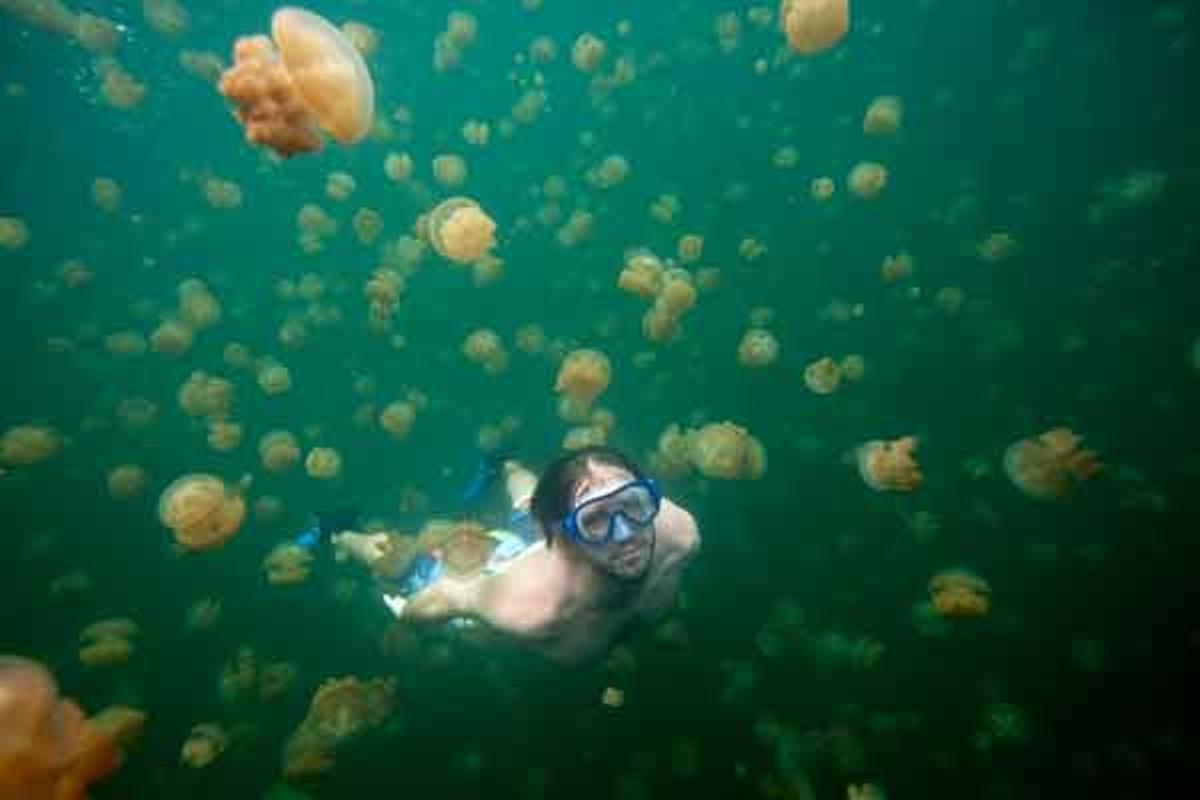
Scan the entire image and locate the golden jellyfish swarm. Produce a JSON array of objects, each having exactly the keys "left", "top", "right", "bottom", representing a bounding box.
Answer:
[
  {"left": 259, "top": 430, "right": 301, "bottom": 472},
  {"left": 305, "top": 447, "right": 342, "bottom": 479},
  {"left": 928, "top": 569, "right": 991, "bottom": 619},
  {"left": 848, "top": 161, "right": 888, "bottom": 199},
  {"left": 106, "top": 464, "right": 148, "bottom": 500},
  {"left": 283, "top": 676, "right": 397, "bottom": 779},
  {"left": 425, "top": 197, "right": 497, "bottom": 263},
  {"left": 863, "top": 95, "right": 903, "bottom": 135},
  {"left": 618, "top": 250, "right": 665, "bottom": 299},
  {"left": 0, "top": 657, "right": 142, "bottom": 799},
  {"left": 218, "top": 6, "right": 375, "bottom": 158},
  {"left": 180, "top": 723, "right": 228, "bottom": 768},
  {"left": 1003, "top": 428, "right": 1102, "bottom": 500},
  {"left": 803, "top": 356, "right": 841, "bottom": 394},
  {"left": 158, "top": 474, "right": 247, "bottom": 551},
  {"left": 689, "top": 422, "right": 767, "bottom": 480},
  {"left": 779, "top": 0, "right": 849, "bottom": 55},
  {"left": 737, "top": 328, "right": 780, "bottom": 368},
  {"left": 263, "top": 543, "right": 315, "bottom": 585},
  {"left": 857, "top": 436, "right": 923, "bottom": 492},
  {"left": 0, "top": 425, "right": 61, "bottom": 467}
]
